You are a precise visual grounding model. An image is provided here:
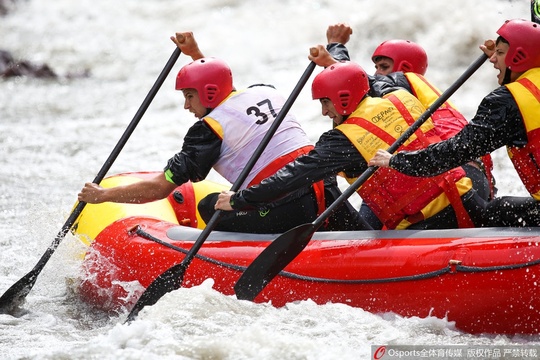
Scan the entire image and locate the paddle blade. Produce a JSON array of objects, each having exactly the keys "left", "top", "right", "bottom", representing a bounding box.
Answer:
[
  {"left": 0, "top": 271, "right": 37, "bottom": 314},
  {"left": 126, "top": 262, "right": 186, "bottom": 322},
  {"left": 234, "top": 223, "right": 316, "bottom": 301}
]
